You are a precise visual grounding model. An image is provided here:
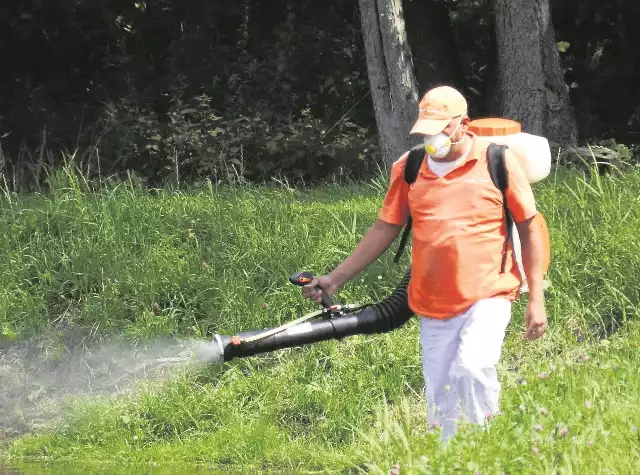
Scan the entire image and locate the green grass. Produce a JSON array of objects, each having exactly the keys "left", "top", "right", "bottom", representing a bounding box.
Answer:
[{"left": 1, "top": 162, "right": 640, "bottom": 473}]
